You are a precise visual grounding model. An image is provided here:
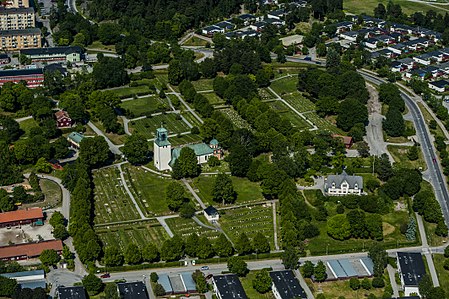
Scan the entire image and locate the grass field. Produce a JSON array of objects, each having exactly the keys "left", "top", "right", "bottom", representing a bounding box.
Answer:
[
  {"left": 307, "top": 278, "right": 384, "bottom": 299},
  {"left": 122, "top": 164, "right": 175, "bottom": 216},
  {"left": 192, "top": 79, "right": 214, "bottom": 91},
  {"left": 433, "top": 254, "right": 449, "bottom": 295},
  {"left": 87, "top": 41, "right": 116, "bottom": 52},
  {"left": 96, "top": 221, "right": 169, "bottom": 250},
  {"left": 305, "top": 112, "right": 344, "bottom": 134},
  {"left": 240, "top": 270, "right": 275, "bottom": 299},
  {"left": 270, "top": 76, "right": 298, "bottom": 94},
  {"left": 387, "top": 144, "right": 427, "bottom": 171},
  {"left": 219, "top": 204, "right": 275, "bottom": 250},
  {"left": 219, "top": 108, "right": 252, "bottom": 130},
  {"left": 169, "top": 133, "right": 203, "bottom": 146},
  {"left": 183, "top": 36, "right": 209, "bottom": 47},
  {"left": 165, "top": 217, "right": 222, "bottom": 240},
  {"left": 19, "top": 118, "right": 39, "bottom": 138},
  {"left": 93, "top": 167, "right": 140, "bottom": 225},
  {"left": 34, "top": 179, "right": 62, "bottom": 208},
  {"left": 91, "top": 119, "right": 127, "bottom": 145},
  {"left": 110, "top": 85, "right": 151, "bottom": 99},
  {"left": 181, "top": 111, "right": 203, "bottom": 128},
  {"left": 120, "top": 96, "right": 170, "bottom": 117},
  {"left": 129, "top": 114, "right": 190, "bottom": 139},
  {"left": 192, "top": 176, "right": 265, "bottom": 206},
  {"left": 282, "top": 92, "right": 316, "bottom": 113},
  {"left": 343, "top": 0, "right": 449, "bottom": 15},
  {"left": 269, "top": 100, "right": 312, "bottom": 130},
  {"left": 203, "top": 92, "right": 225, "bottom": 105}
]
